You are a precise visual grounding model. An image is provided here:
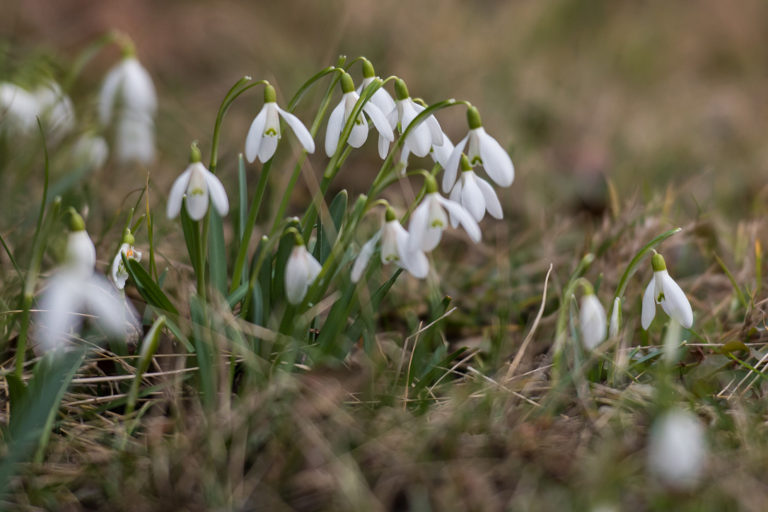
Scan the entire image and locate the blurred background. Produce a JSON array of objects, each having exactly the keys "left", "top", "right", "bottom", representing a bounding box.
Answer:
[{"left": 3, "top": 0, "right": 768, "bottom": 222}]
